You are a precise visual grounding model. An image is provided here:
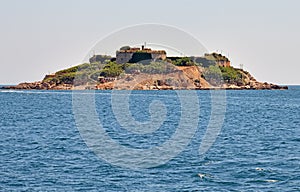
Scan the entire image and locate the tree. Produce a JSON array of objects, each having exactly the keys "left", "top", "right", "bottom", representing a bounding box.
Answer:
[{"left": 100, "top": 61, "right": 123, "bottom": 77}]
